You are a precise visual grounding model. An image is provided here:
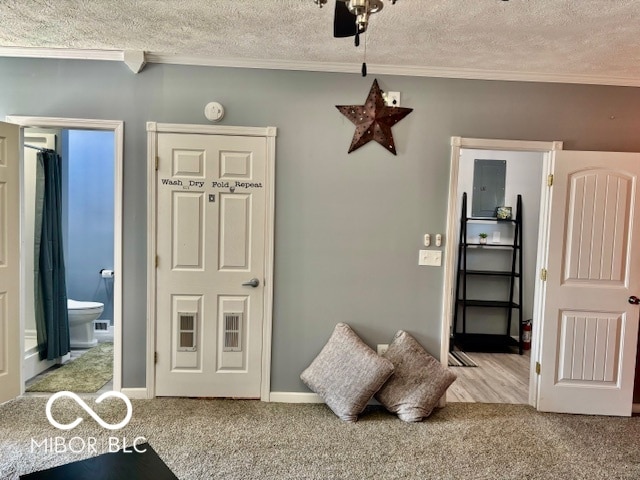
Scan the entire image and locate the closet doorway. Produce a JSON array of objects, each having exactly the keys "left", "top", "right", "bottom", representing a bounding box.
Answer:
[{"left": 441, "top": 137, "right": 558, "bottom": 406}]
